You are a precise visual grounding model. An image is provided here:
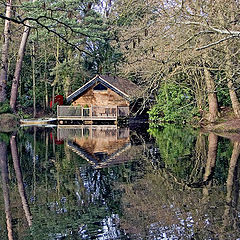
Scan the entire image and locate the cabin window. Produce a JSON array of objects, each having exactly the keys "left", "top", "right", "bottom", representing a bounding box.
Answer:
[{"left": 93, "top": 83, "right": 107, "bottom": 91}]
